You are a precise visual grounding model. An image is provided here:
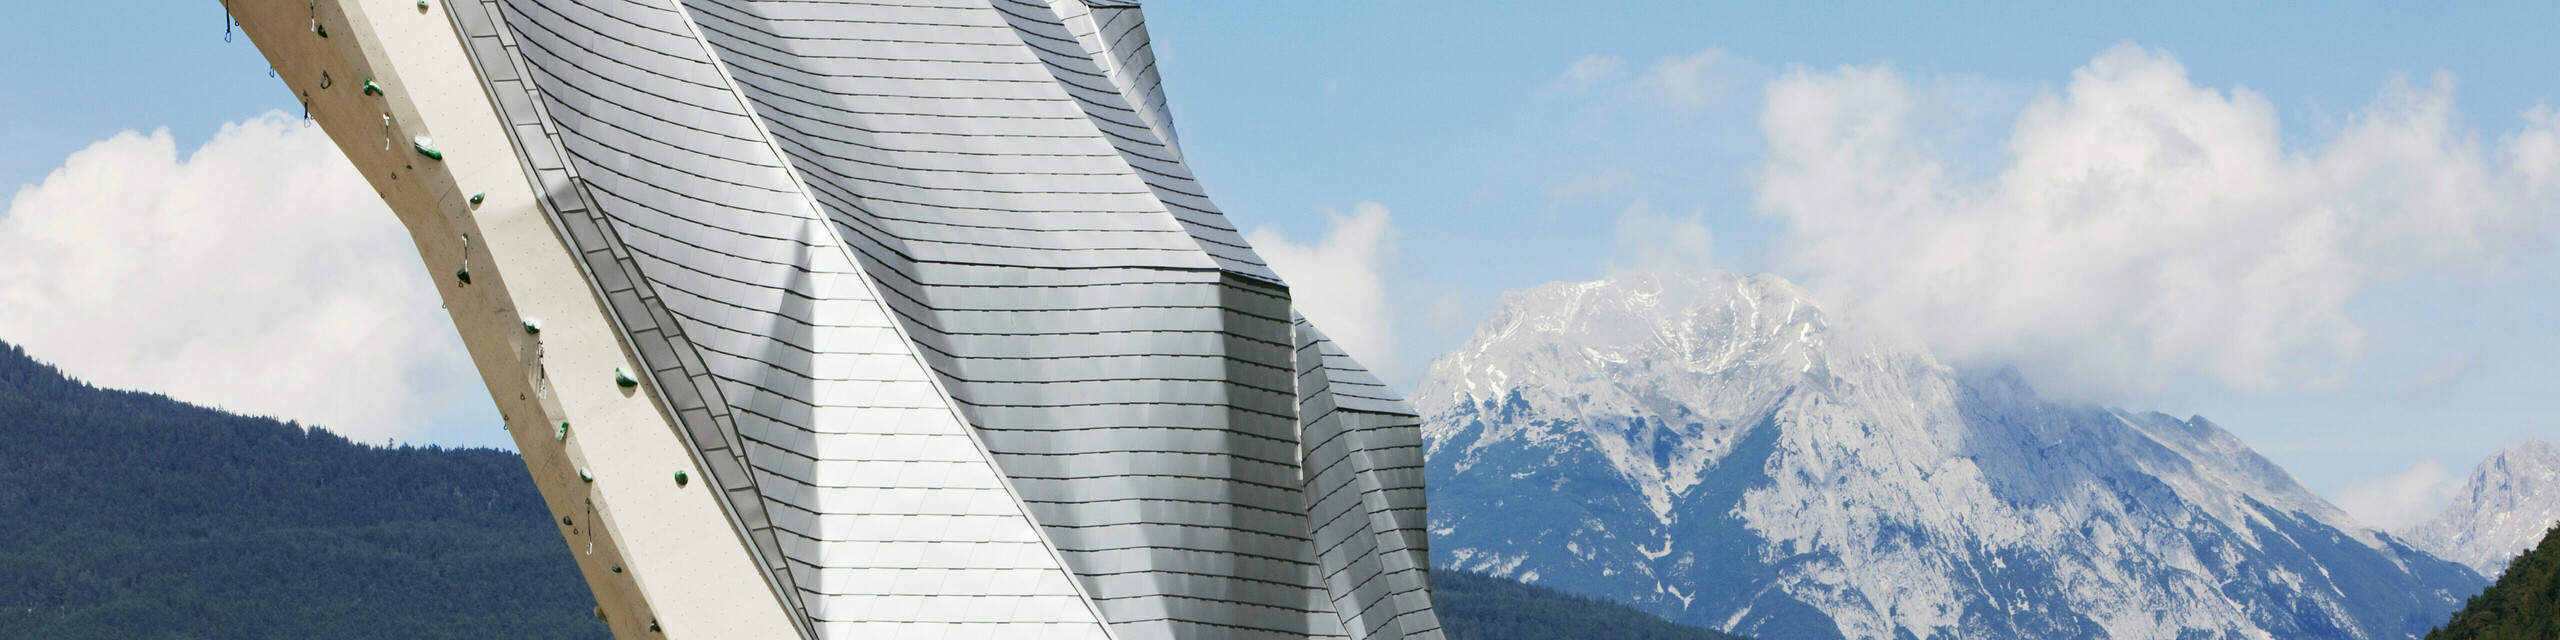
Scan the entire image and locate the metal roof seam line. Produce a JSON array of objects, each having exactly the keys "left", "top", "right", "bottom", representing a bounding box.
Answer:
[
  {"left": 431, "top": 0, "right": 820, "bottom": 635},
  {"left": 235, "top": 0, "right": 1444, "bottom": 637},
  {"left": 653, "top": 1, "right": 1124, "bottom": 636}
]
